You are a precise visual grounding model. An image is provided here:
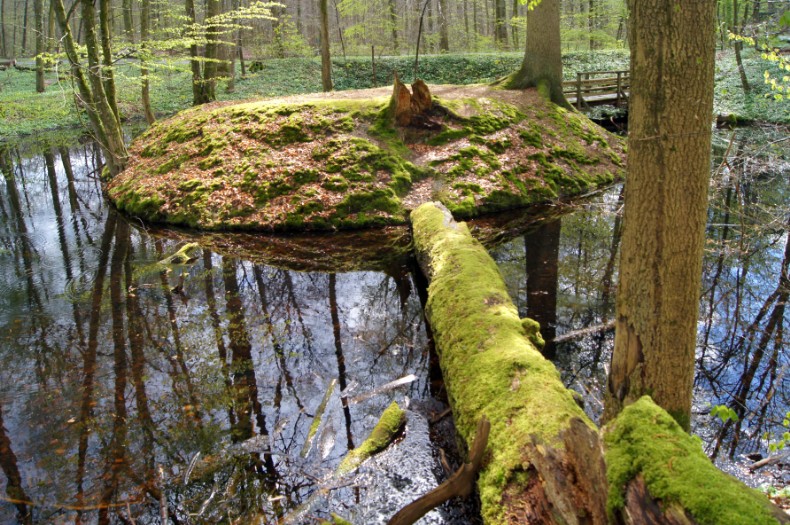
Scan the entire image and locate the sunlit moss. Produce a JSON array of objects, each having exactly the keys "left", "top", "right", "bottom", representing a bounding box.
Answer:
[
  {"left": 337, "top": 401, "right": 406, "bottom": 475},
  {"left": 411, "top": 202, "right": 592, "bottom": 524},
  {"left": 605, "top": 397, "right": 785, "bottom": 525}
]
